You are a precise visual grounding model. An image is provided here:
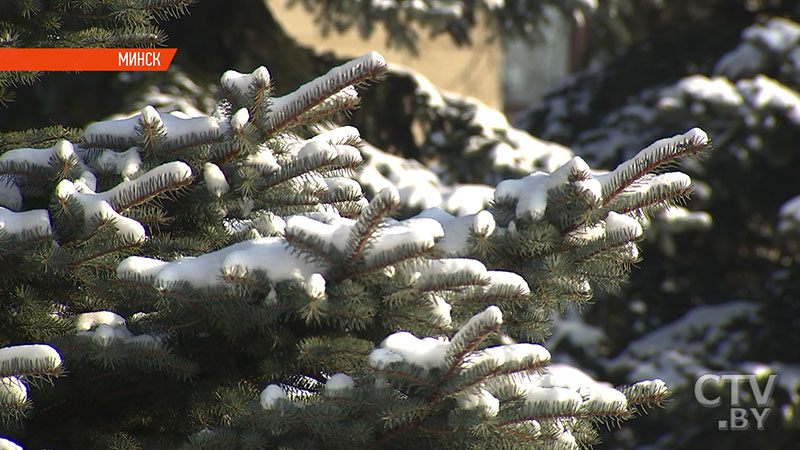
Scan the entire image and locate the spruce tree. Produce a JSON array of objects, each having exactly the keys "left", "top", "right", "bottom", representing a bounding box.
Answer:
[
  {"left": 514, "top": 9, "right": 800, "bottom": 450},
  {"left": 0, "top": 0, "right": 193, "bottom": 106},
  {"left": 0, "top": 47, "right": 713, "bottom": 448}
]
